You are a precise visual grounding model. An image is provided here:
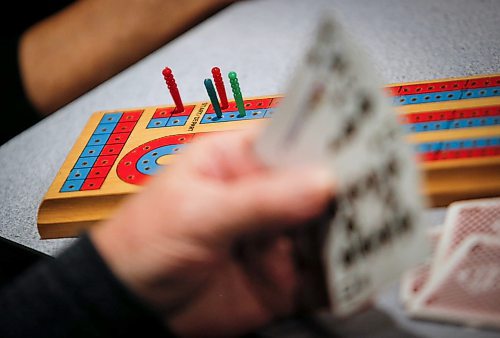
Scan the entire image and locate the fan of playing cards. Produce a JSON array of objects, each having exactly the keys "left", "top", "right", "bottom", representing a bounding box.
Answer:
[
  {"left": 401, "top": 197, "right": 500, "bottom": 329},
  {"left": 255, "top": 13, "right": 429, "bottom": 317}
]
